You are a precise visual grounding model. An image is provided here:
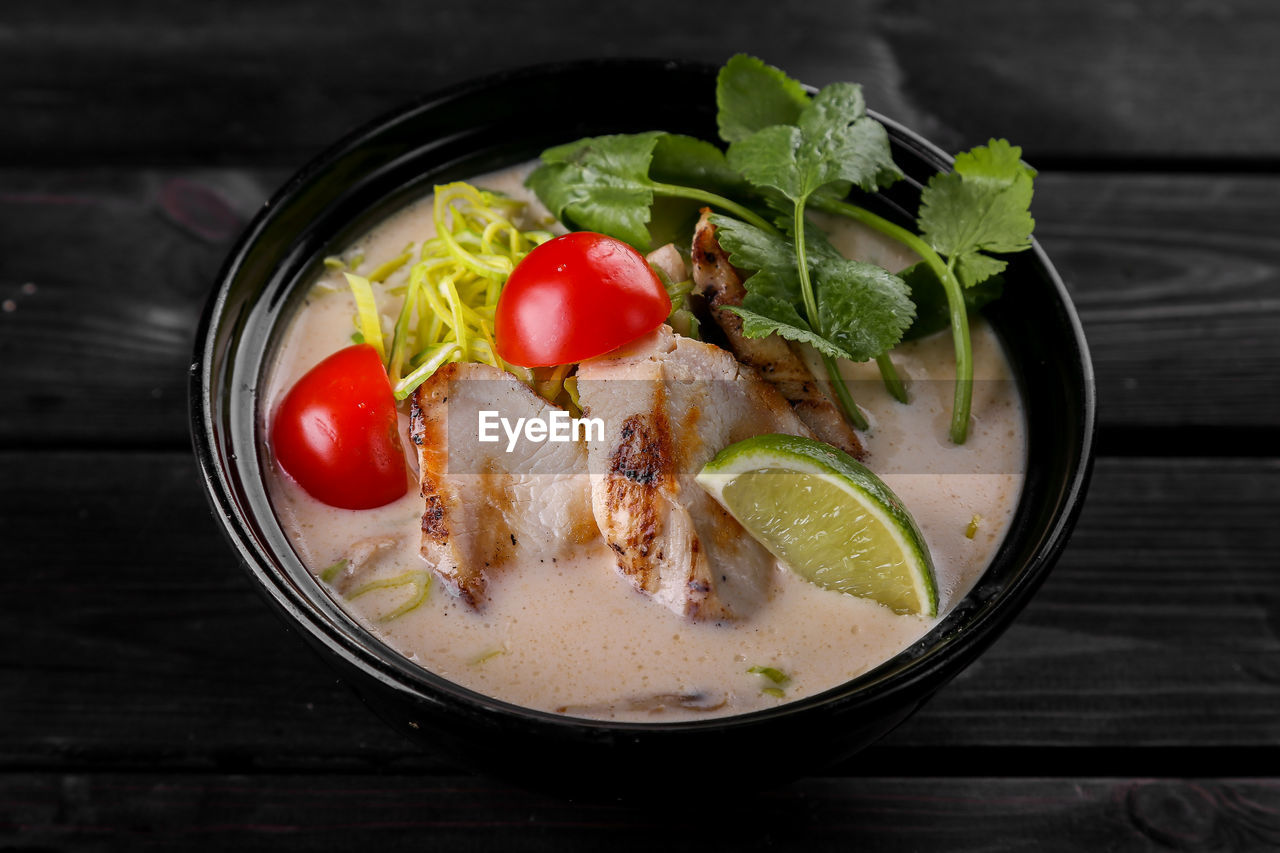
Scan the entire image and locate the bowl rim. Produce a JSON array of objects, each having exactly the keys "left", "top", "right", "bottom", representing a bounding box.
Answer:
[{"left": 190, "top": 56, "right": 1097, "bottom": 735}]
